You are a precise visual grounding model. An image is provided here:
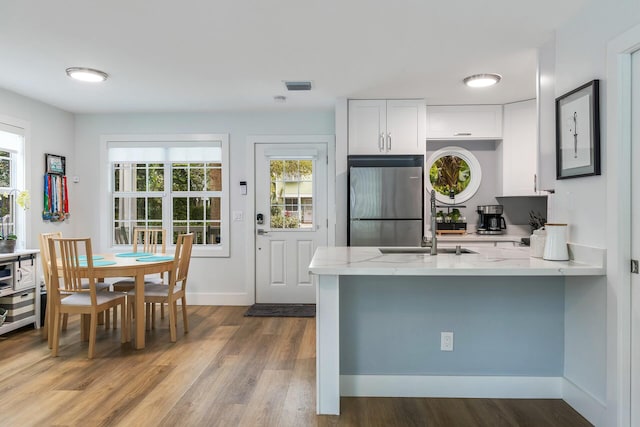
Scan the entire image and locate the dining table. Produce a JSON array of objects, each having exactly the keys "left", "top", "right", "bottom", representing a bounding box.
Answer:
[{"left": 51, "top": 252, "right": 175, "bottom": 350}]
